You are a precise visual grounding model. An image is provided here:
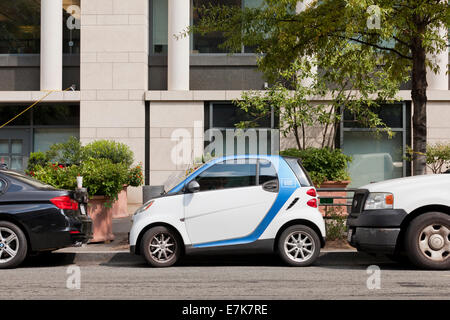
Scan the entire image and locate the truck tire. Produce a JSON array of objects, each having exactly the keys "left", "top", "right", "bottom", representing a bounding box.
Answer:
[
  {"left": 141, "top": 226, "right": 182, "bottom": 267},
  {"left": 278, "top": 225, "right": 321, "bottom": 267},
  {"left": 405, "top": 212, "right": 450, "bottom": 270},
  {"left": 0, "top": 221, "right": 28, "bottom": 269}
]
